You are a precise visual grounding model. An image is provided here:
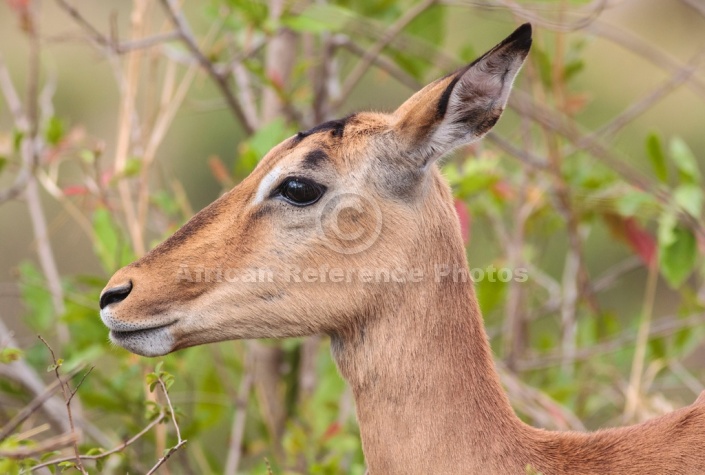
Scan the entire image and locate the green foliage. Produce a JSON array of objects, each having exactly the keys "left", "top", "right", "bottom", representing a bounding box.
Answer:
[
  {"left": 658, "top": 223, "right": 697, "bottom": 288},
  {"left": 0, "top": 347, "right": 24, "bottom": 363},
  {"left": 44, "top": 116, "right": 65, "bottom": 146},
  {"left": 646, "top": 132, "right": 668, "bottom": 183},
  {"left": 92, "top": 207, "right": 135, "bottom": 273},
  {"left": 236, "top": 117, "right": 295, "bottom": 177}
]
